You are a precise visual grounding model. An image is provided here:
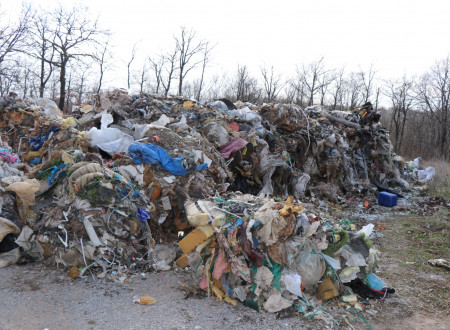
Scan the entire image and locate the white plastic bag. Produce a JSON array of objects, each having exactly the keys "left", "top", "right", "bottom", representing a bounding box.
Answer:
[
  {"left": 358, "top": 224, "right": 374, "bottom": 237},
  {"left": 86, "top": 112, "right": 134, "bottom": 155},
  {"left": 295, "top": 241, "right": 325, "bottom": 287},
  {"left": 282, "top": 269, "right": 303, "bottom": 297},
  {"left": 417, "top": 166, "right": 435, "bottom": 183},
  {"left": 35, "top": 98, "right": 63, "bottom": 118}
]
